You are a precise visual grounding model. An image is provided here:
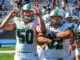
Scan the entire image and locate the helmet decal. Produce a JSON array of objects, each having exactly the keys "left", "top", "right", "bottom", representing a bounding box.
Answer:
[
  {"left": 27, "top": 3, "right": 31, "bottom": 9},
  {"left": 23, "top": 3, "right": 32, "bottom": 10},
  {"left": 54, "top": 8, "right": 58, "bottom": 16}
]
